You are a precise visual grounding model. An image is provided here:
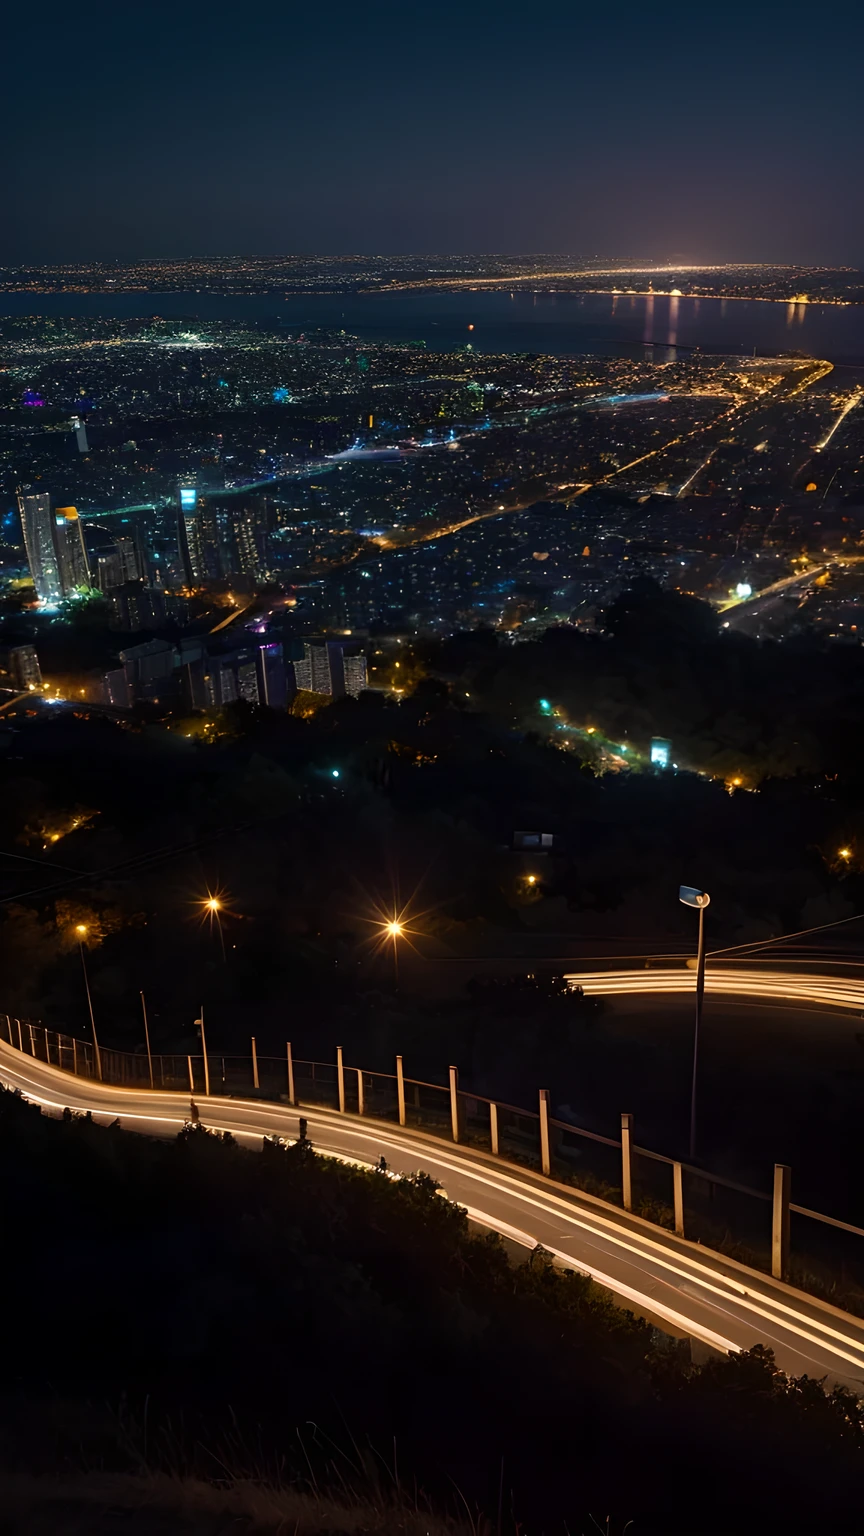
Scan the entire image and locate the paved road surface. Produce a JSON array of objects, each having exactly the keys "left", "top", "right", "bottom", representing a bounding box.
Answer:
[{"left": 4, "top": 1040, "right": 864, "bottom": 1391}]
